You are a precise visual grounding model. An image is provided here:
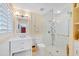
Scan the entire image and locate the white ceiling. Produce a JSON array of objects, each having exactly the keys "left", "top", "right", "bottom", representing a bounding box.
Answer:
[{"left": 13, "top": 3, "right": 72, "bottom": 15}]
